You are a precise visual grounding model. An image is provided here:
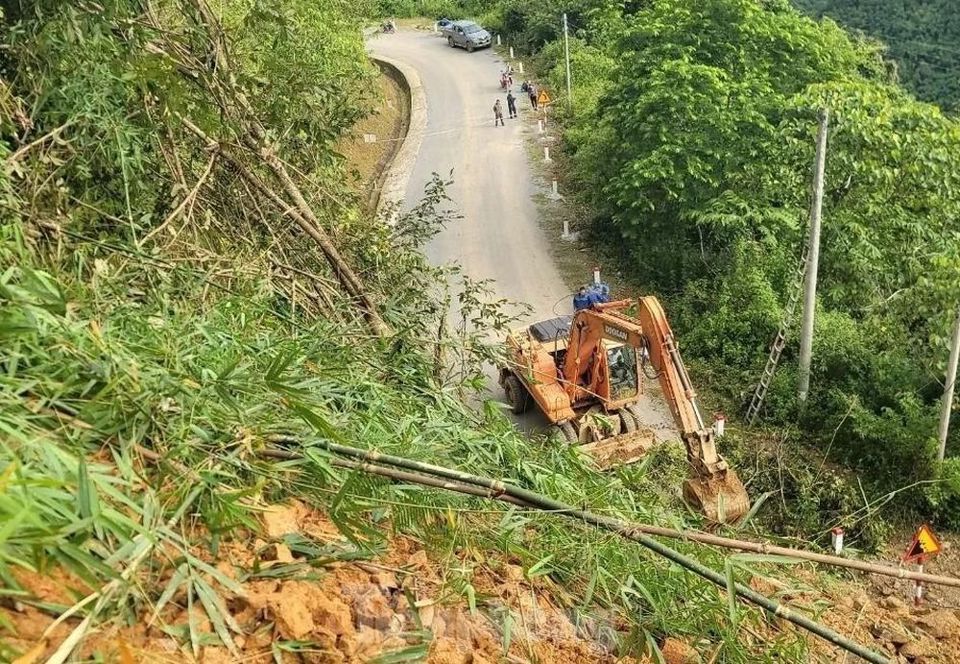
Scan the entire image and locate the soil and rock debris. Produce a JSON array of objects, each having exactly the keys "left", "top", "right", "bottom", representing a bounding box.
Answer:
[
  {"left": 2, "top": 501, "right": 960, "bottom": 664},
  {"left": 0, "top": 501, "right": 653, "bottom": 664}
]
